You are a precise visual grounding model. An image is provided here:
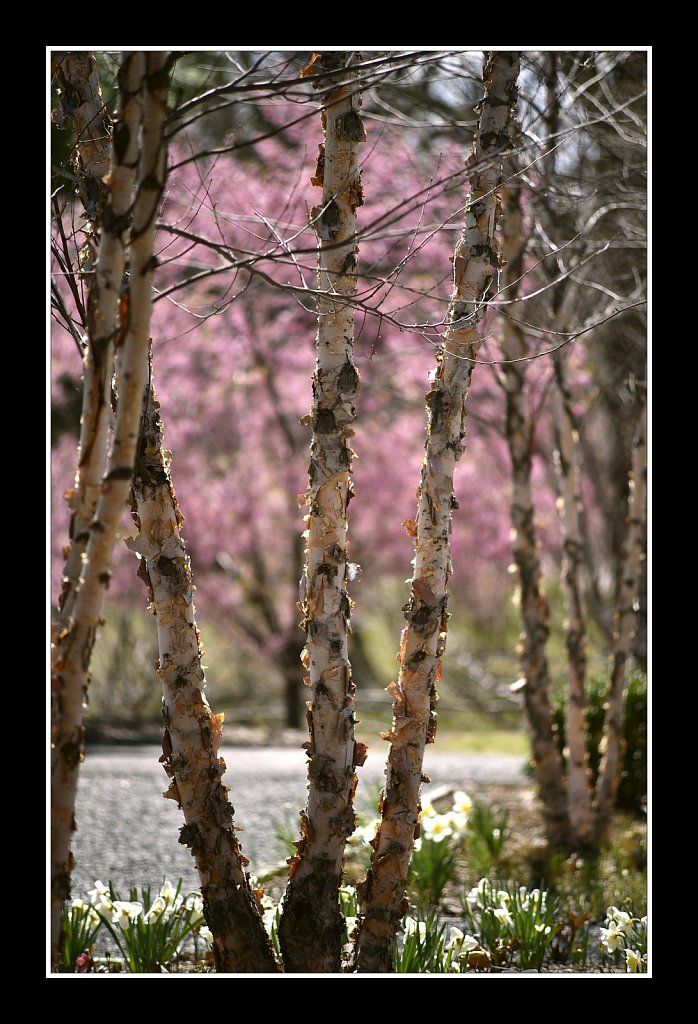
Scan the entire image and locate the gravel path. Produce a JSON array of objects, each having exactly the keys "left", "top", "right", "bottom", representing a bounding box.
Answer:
[{"left": 72, "top": 745, "right": 525, "bottom": 900}]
